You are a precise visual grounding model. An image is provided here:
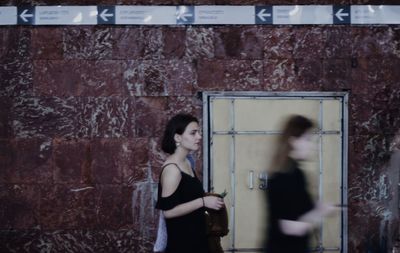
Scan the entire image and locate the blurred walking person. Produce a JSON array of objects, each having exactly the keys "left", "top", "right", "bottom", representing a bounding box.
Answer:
[{"left": 265, "top": 115, "right": 336, "bottom": 253}]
